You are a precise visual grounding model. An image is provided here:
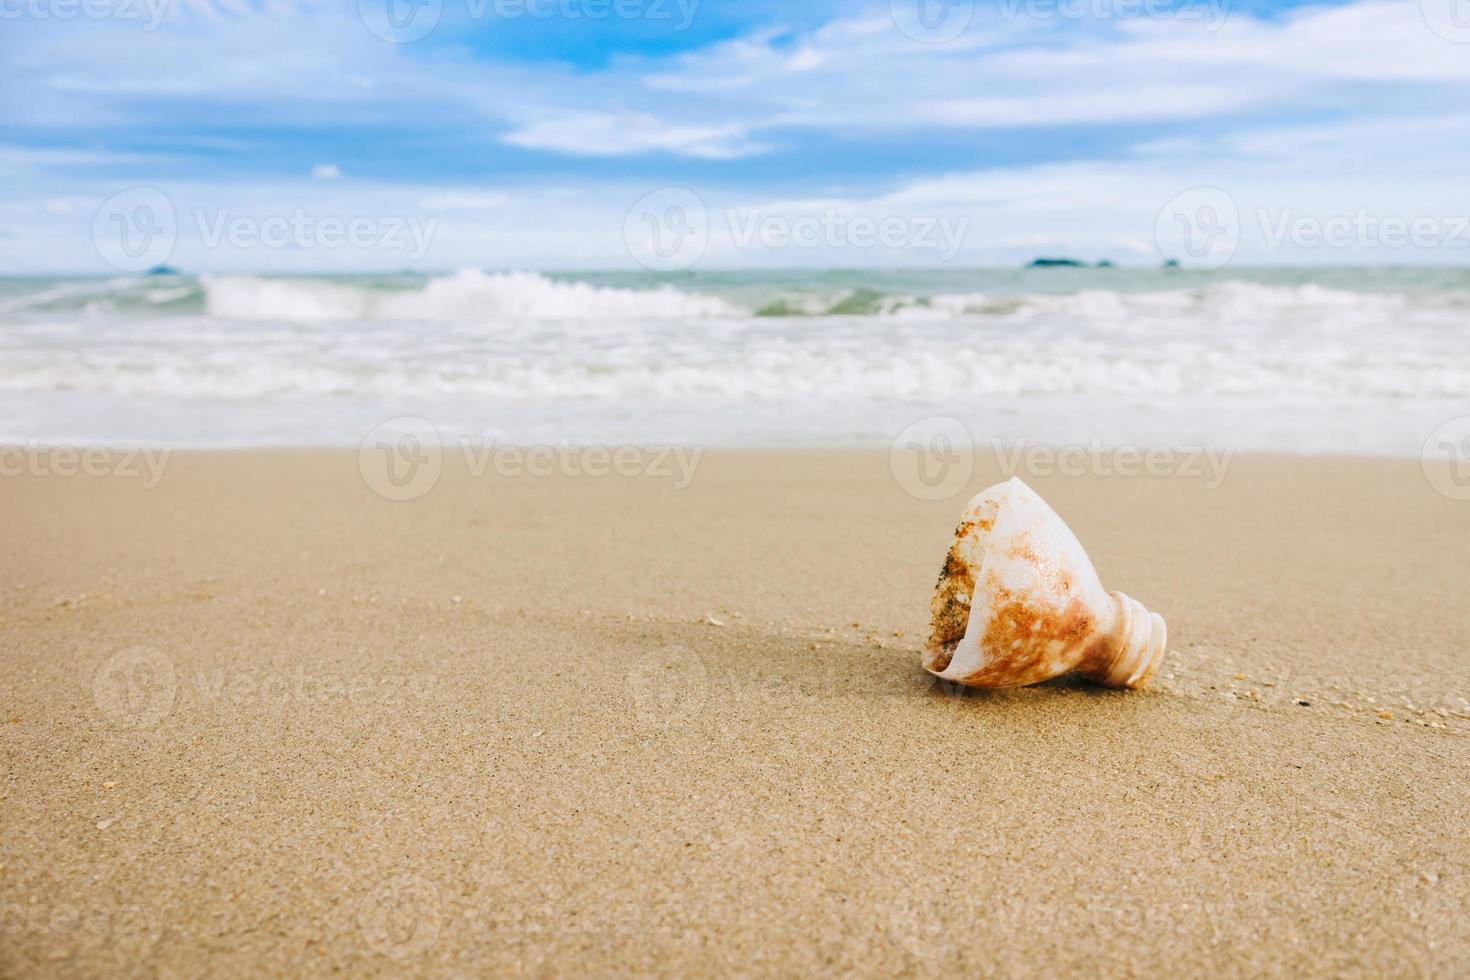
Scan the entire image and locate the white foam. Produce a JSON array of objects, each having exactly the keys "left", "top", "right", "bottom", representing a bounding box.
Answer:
[
  {"left": 201, "top": 269, "right": 742, "bottom": 322},
  {"left": 3, "top": 272, "right": 1467, "bottom": 450}
]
